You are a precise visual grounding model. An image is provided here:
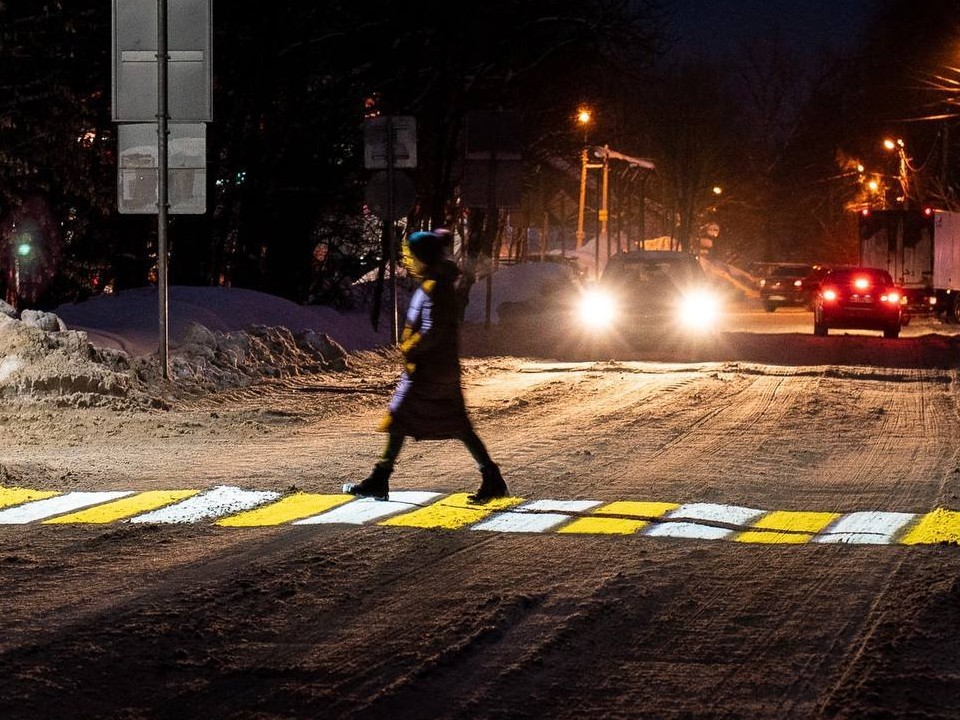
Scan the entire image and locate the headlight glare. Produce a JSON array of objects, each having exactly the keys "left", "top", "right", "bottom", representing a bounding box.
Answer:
[
  {"left": 678, "top": 290, "right": 719, "bottom": 330},
  {"left": 579, "top": 289, "right": 616, "bottom": 329}
]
